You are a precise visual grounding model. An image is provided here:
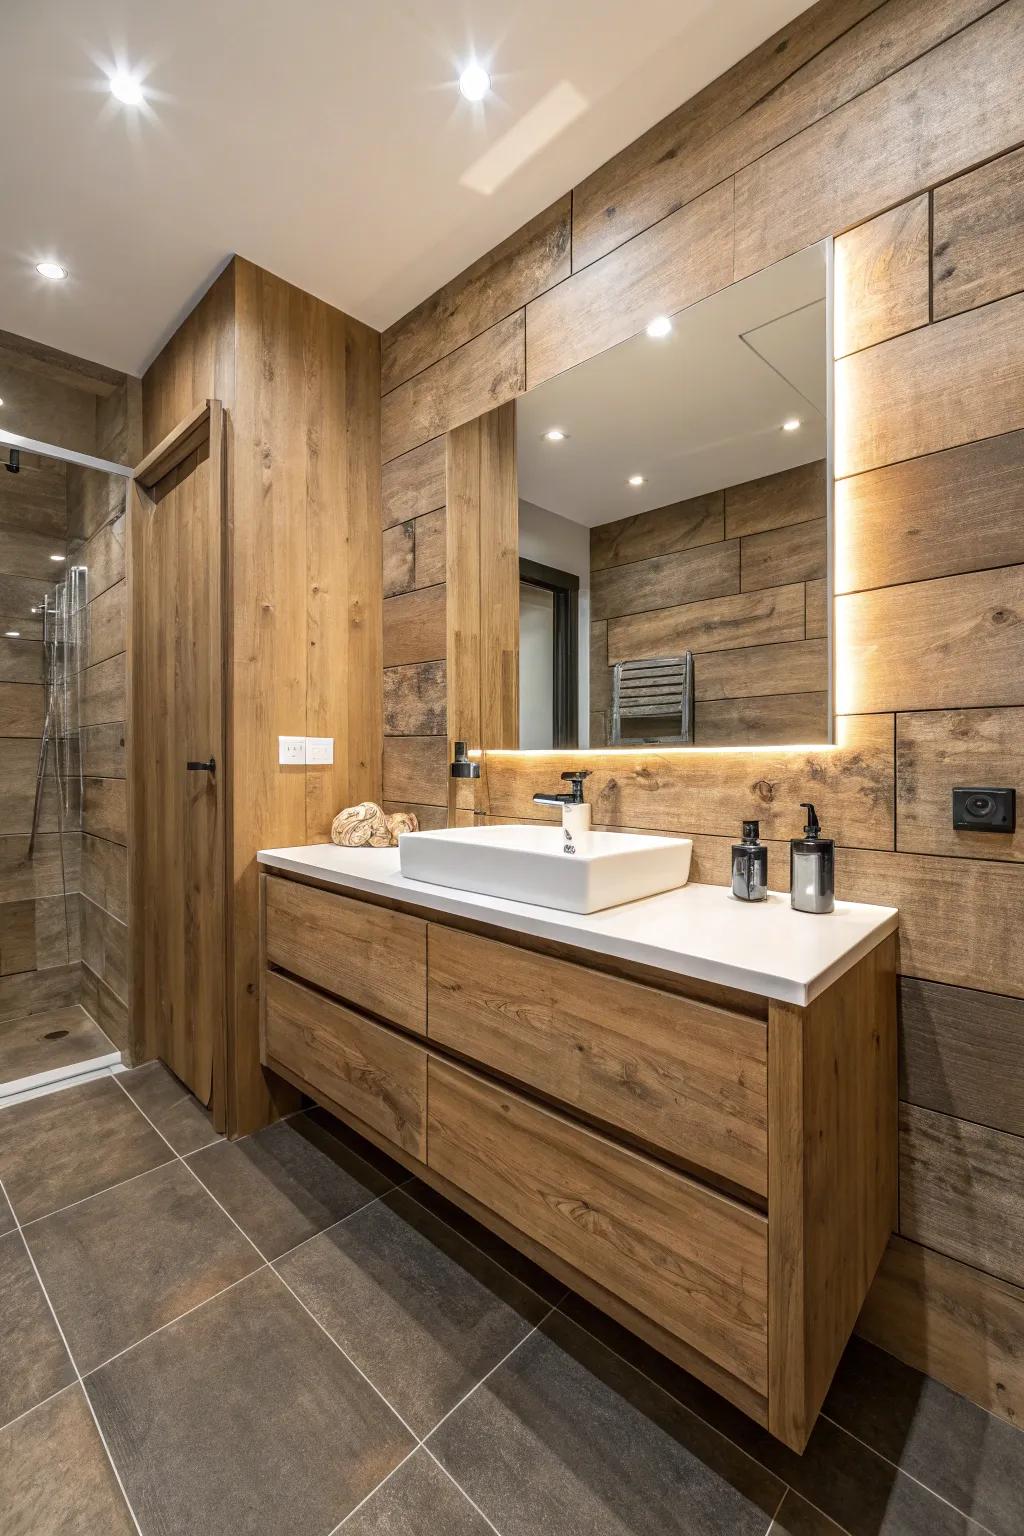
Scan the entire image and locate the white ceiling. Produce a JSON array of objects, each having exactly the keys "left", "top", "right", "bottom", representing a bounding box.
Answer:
[
  {"left": 518, "top": 244, "right": 828, "bottom": 527},
  {"left": 0, "top": 0, "right": 813, "bottom": 376}
]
